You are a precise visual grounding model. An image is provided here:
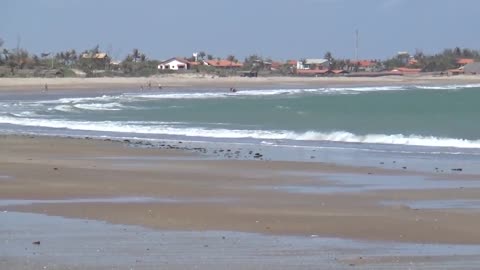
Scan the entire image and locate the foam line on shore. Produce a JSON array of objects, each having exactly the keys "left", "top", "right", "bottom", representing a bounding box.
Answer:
[{"left": 1, "top": 115, "right": 480, "bottom": 149}]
